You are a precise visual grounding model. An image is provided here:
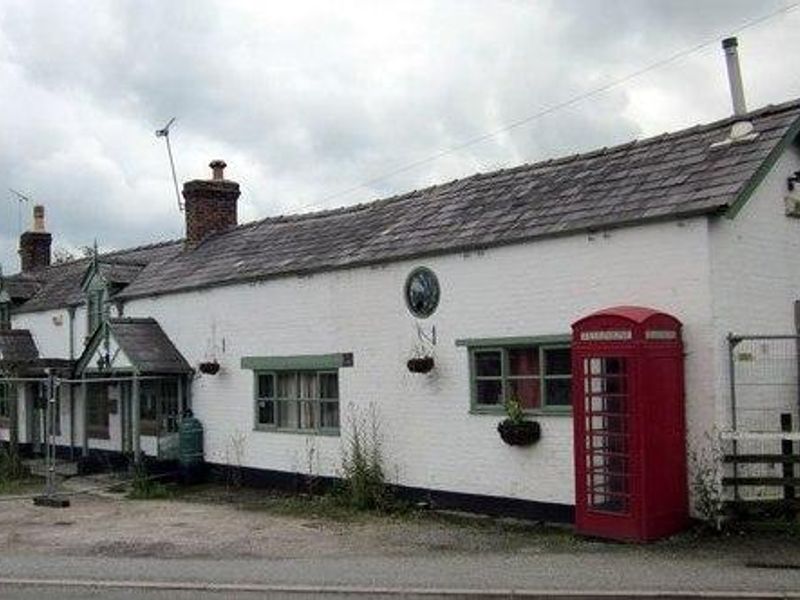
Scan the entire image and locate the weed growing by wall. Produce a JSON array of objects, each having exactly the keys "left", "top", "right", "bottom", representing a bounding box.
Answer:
[
  {"left": 0, "top": 446, "right": 26, "bottom": 486},
  {"left": 688, "top": 431, "right": 725, "bottom": 531},
  {"left": 128, "top": 463, "right": 171, "bottom": 500},
  {"left": 340, "top": 403, "right": 387, "bottom": 510}
]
